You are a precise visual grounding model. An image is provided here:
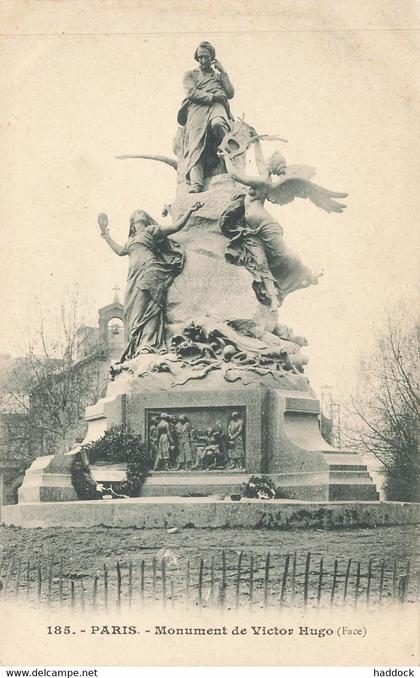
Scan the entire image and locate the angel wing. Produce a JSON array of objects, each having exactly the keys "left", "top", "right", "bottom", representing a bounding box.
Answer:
[
  {"left": 267, "top": 176, "right": 348, "bottom": 213},
  {"left": 285, "top": 164, "right": 316, "bottom": 180},
  {"left": 115, "top": 154, "right": 178, "bottom": 170}
]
